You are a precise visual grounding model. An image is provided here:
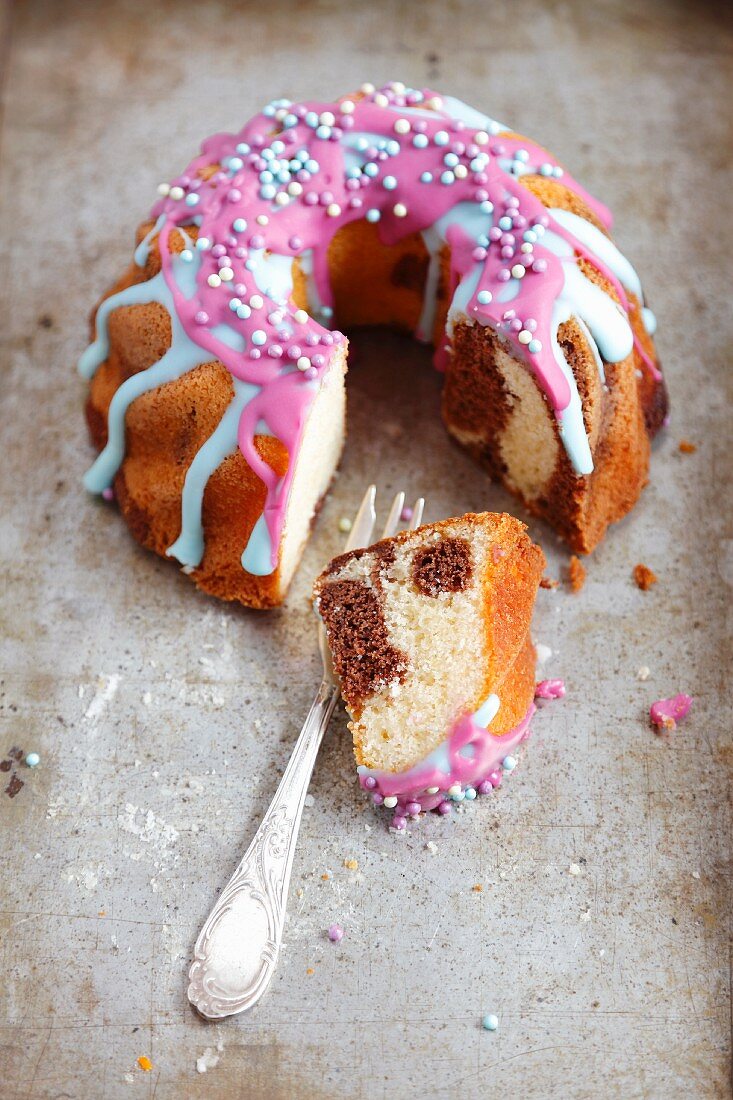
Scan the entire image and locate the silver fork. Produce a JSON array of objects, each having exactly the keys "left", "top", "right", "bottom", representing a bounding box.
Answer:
[{"left": 187, "top": 486, "right": 425, "bottom": 1019}]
